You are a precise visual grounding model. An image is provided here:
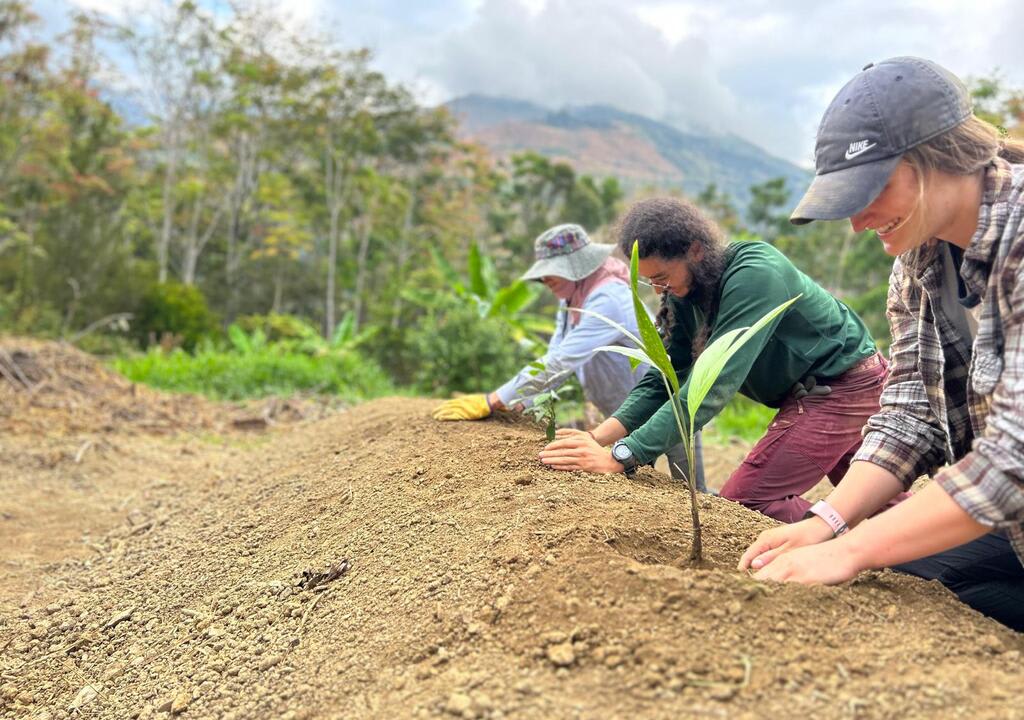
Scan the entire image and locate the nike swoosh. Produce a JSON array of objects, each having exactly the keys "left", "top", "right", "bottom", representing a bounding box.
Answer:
[{"left": 845, "top": 143, "right": 877, "bottom": 160}]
